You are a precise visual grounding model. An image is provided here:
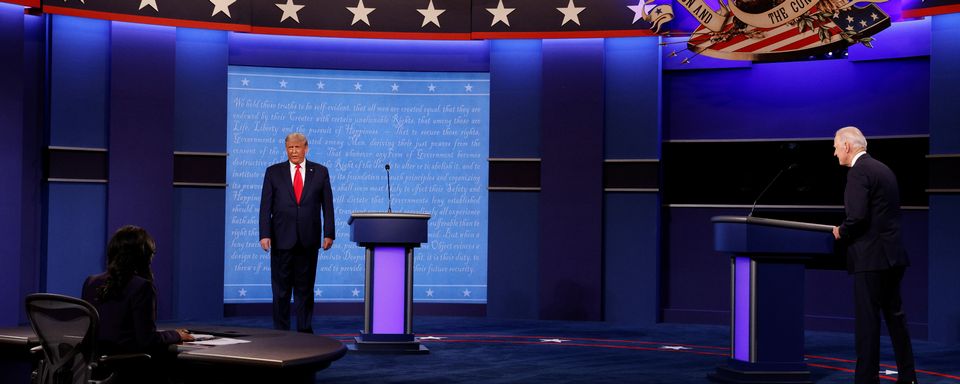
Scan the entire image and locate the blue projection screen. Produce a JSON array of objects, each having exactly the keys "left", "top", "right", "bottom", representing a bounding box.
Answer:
[{"left": 225, "top": 66, "right": 489, "bottom": 304}]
